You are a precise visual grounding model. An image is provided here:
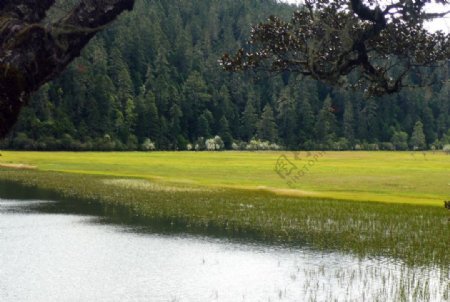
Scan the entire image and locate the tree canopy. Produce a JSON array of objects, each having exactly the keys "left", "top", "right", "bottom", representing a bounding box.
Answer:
[
  {"left": 221, "top": 0, "right": 449, "bottom": 96},
  {"left": 1, "top": 0, "right": 449, "bottom": 151},
  {"left": 0, "top": 0, "right": 135, "bottom": 138}
]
